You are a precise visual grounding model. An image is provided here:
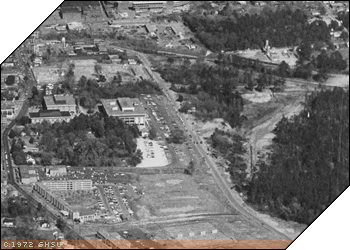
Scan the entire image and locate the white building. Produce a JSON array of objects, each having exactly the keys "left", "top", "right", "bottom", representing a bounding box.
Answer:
[{"left": 101, "top": 98, "right": 146, "bottom": 128}]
